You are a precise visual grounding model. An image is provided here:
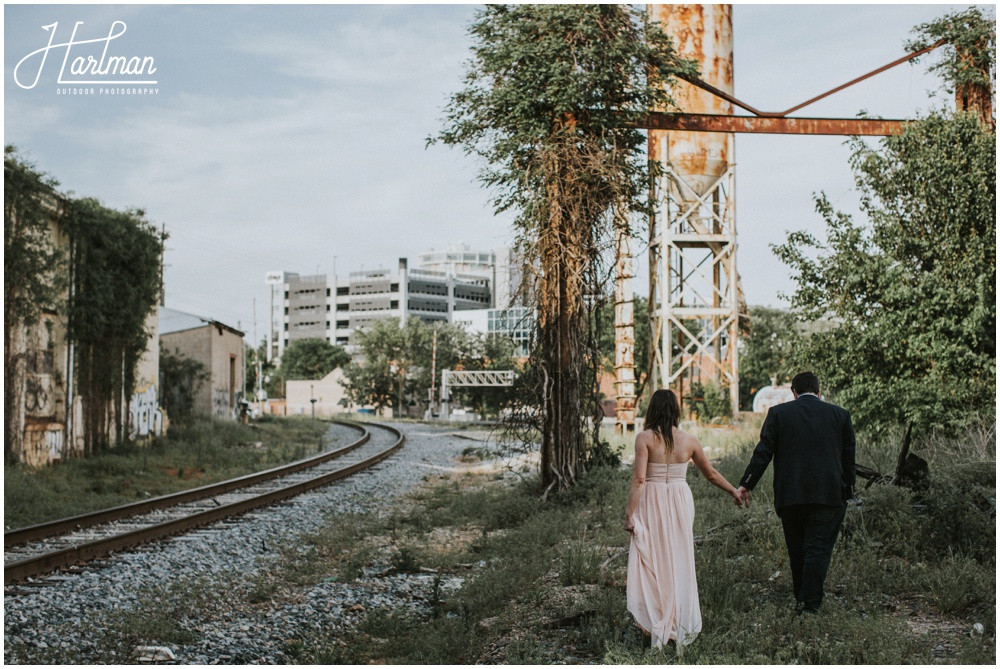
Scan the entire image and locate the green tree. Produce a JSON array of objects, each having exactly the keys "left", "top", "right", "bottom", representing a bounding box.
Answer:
[
  {"left": 279, "top": 338, "right": 350, "bottom": 381},
  {"left": 159, "top": 348, "right": 209, "bottom": 422},
  {"left": 343, "top": 318, "right": 412, "bottom": 415},
  {"left": 774, "top": 112, "right": 995, "bottom": 432},
  {"left": 343, "top": 317, "right": 520, "bottom": 418},
  {"left": 688, "top": 381, "right": 731, "bottom": 422},
  {"left": 434, "top": 5, "right": 693, "bottom": 490},
  {"left": 737, "top": 306, "right": 801, "bottom": 411}
]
